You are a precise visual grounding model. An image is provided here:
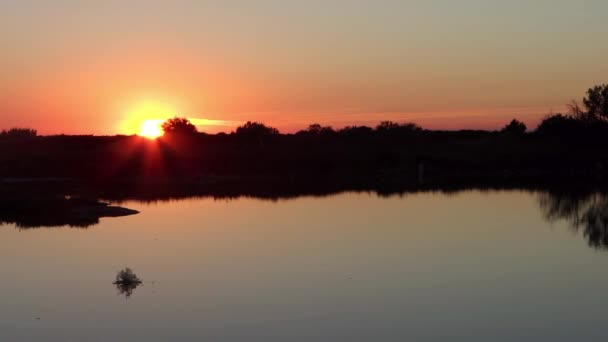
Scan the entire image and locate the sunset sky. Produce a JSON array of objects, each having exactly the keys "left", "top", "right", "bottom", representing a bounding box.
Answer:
[{"left": 1, "top": 0, "right": 607, "bottom": 135}]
